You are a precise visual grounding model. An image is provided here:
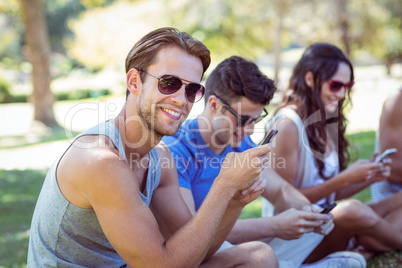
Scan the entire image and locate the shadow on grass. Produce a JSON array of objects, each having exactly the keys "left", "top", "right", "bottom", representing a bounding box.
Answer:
[
  {"left": 0, "top": 125, "right": 79, "bottom": 150},
  {"left": 0, "top": 169, "right": 46, "bottom": 267}
]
